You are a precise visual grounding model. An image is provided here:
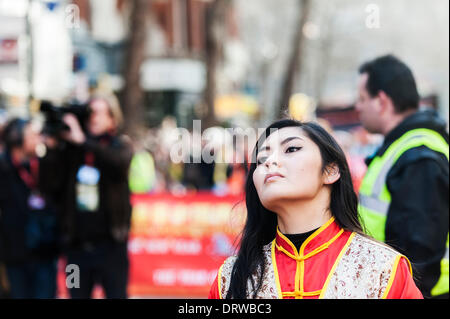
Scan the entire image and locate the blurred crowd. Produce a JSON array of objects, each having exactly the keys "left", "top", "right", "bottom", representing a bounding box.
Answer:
[
  {"left": 121, "top": 115, "right": 380, "bottom": 197},
  {"left": 0, "top": 88, "right": 382, "bottom": 299}
]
